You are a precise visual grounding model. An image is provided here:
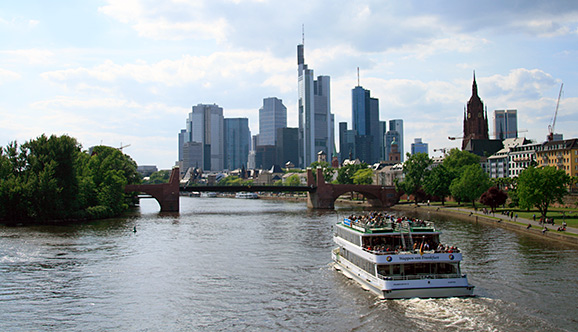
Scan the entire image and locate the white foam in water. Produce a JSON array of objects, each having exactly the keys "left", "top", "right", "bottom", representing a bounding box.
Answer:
[{"left": 393, "top": 297, "right": 504, "bottom": 332}]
